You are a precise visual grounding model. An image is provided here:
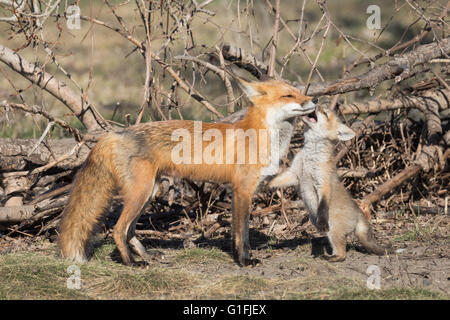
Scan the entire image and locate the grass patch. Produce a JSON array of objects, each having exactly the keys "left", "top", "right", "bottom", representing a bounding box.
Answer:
[
  {"left": 0, "top": 246, "right": 195, "bottom": 300},
  {"left": 283, "top": 277, "right": 447, "bottom": 300},
  {"left": 1, "top": 243, "right": 448, "bottom": 300},
  {"left": 333, "top": 287, "right": 447, "bottom": 300},
  {"left": 0, "top": 252, "right": 90, "bottom": 299},
  {"left": 91, "top": 242, "right": 116, "bottom": 261},
  {"left": 205, "top": 275, "right": 270, "bottom": 299},
  {"left": 86, "top": 268, "right": 194, "bottom": 299},
  {"left": 175, "top": 247, "right": 231, "bottom": 264},
  {"left": 392, "top": 215, "right": 441, "bottom": 242}
]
